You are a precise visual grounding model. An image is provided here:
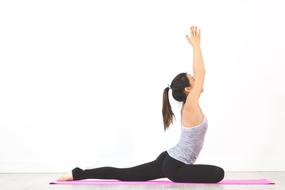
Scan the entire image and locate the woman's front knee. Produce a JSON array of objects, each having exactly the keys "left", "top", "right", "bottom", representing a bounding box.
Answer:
[{"left": 215, "top": 167, "right": 225, "bottom": 182}]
